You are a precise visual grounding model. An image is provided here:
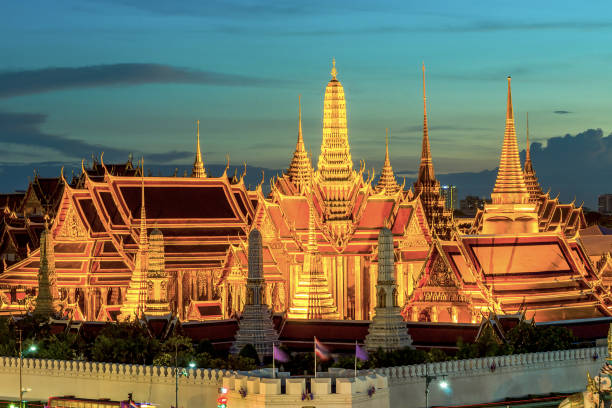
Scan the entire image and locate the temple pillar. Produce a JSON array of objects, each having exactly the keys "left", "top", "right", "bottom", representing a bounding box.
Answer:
[
  {"left": 451, "top": 306, "right": 458, "bottom": 323},
  {"left": 407, "top": 263, "right": 414, "bottom": 297},
  {"left": 221, "top": 283, "right": 227, "bottom": 318},
  {"left": 177, "top": 270, "right": 184, "bottom": 320},
  {"left": 431, "top": 306, "right": 438, "bottom": 322},
  {"left": 410, "top": 306, "right": 418, "bottom": 322},
  {"left": 265, "top": 282, "right": 272, "bottom": 307},
  {"left": 397, "top": 263, "right": 405, "bottom": 307},
  {"left": 354, "top": 256, "right": 363, "bottom": 320},
  {"left": 191, "top": 272, "right": 198, "bottom": 301},
  {"left": 206, "top": 272, "right": 212, "bottom": 300},
  {"left": 99, "top": 287, "right": 108, "bottom": 306},
  {"left": 369, "top": 263, "right": 377, "bottom": 318}
]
